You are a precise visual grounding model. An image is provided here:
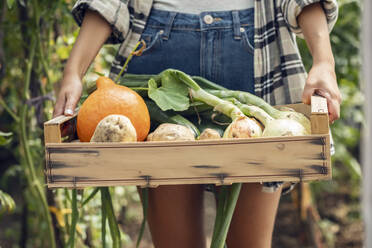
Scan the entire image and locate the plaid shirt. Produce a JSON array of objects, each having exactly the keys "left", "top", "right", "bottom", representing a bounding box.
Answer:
[{"left": 72, "top": 0, "right": 338, "bottom": 105}]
